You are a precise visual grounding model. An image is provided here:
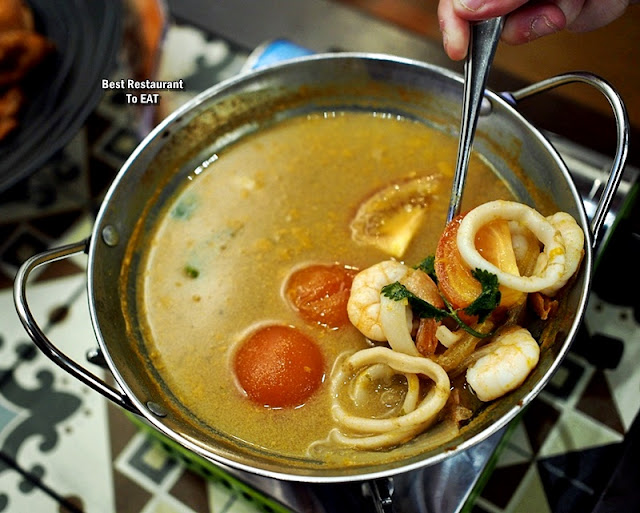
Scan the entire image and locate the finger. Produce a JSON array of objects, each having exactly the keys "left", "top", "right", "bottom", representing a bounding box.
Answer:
[
  {"left": 551, "top": 0, "right": 589, "bottom": 26},
  {"left": 452, "top": 0, "right": 530, "bottom": 21},
  {"left": 565, "top": 0, "right": 630, "bottom": 32},
  {"left": 438, "top": 0, "right": 471, "bottom": 60},
  {"left": 501, "top": 2, "right": 567, "bottom": 44}
]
